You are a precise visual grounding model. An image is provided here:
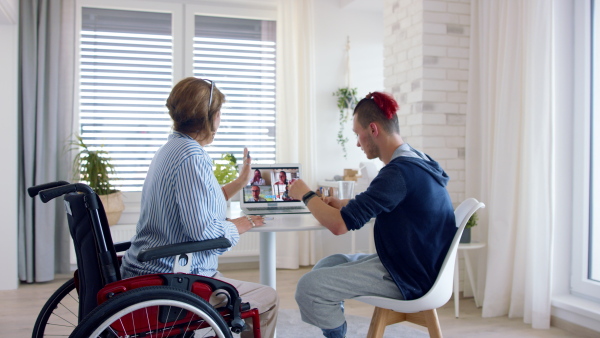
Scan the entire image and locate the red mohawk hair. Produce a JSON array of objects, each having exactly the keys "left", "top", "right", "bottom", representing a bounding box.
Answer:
[{"left": 366, "top": 92, "right": 399, "bottom": 119}]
